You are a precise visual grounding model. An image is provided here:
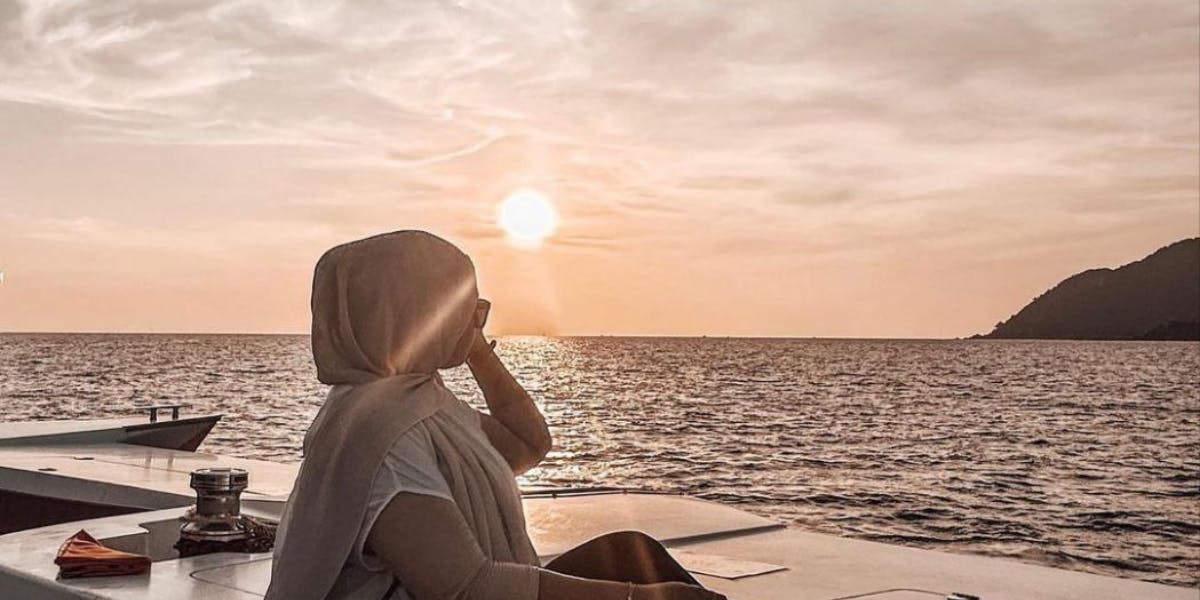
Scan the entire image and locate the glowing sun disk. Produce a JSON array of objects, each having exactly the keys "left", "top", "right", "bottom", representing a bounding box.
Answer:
[{"left": 498, "top": 189, "right": 557, "bottom": 247}]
